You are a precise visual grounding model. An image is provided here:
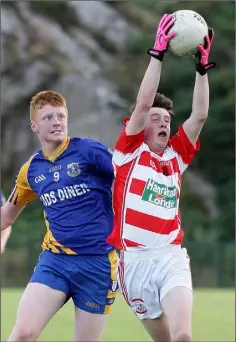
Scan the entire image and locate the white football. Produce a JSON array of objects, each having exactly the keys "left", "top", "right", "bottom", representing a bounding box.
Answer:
[{"left": 168, "top": 10, "right": 208, "bottom": 57}]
